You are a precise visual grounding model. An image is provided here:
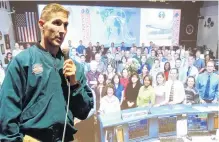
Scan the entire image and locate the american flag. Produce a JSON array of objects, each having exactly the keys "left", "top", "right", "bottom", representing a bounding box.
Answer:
[{"left": 15, "top": 12, "right": 38, "bottom": 43}]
